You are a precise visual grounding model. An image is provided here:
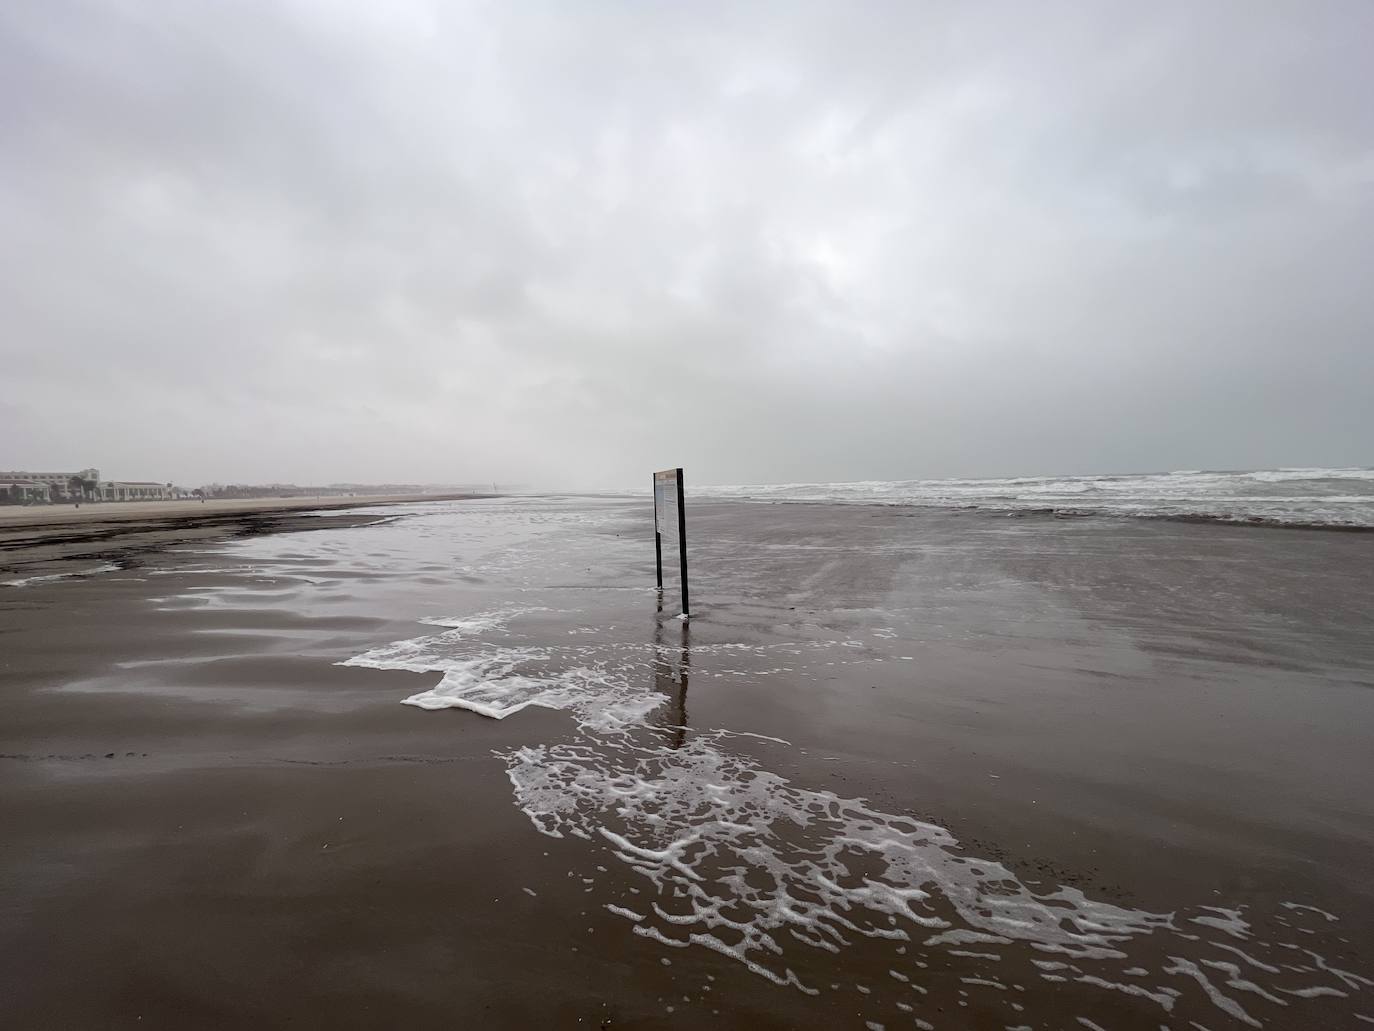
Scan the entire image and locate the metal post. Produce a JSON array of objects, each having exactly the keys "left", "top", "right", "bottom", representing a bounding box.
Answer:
[
  {"left": 675, "top": 467, "right": 689, "bottom": 616},
  {"left": 654, "top": 473, "right": 663, "bottom": 590}
]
